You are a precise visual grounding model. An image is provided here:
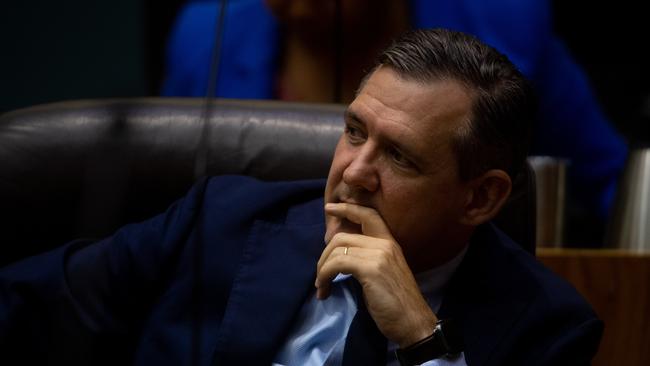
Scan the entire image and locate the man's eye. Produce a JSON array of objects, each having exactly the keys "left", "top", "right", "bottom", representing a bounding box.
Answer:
[
  {"left": 388, "top": 147, "right": 413, "bottom": 168},
  {"left": 345, "top": 125, "right": 365, "bottom": 142}
]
